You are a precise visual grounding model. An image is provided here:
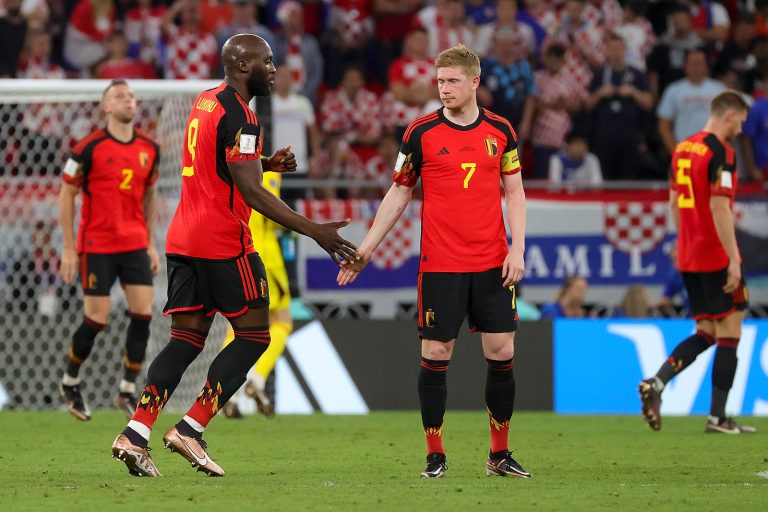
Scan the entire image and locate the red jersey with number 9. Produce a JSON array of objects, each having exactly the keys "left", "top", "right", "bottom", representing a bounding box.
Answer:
[
  {"left": 393, "top": 107, "right": 521, "bottom": 272},
  {"left": 62, "top": 129, "right": 159, "bottom": 254},
  {"left": 166, "top": 84, "right": 262, "bottom": 260},
  {"left": 671, "top": 130, "right": 739, "bottom": 273}
]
